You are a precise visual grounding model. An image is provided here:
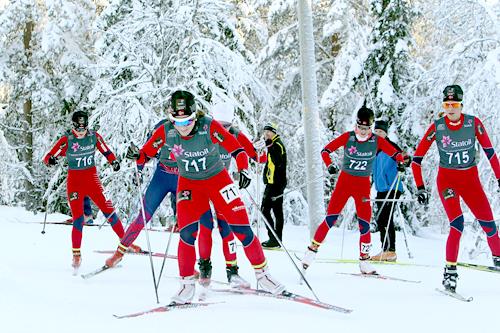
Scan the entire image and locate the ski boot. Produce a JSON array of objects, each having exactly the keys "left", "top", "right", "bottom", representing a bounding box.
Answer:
[
  {"left": 493, "top": 256, "right": 500, "bottom": 268},
  {"left": 442, "top": 265, "right": 458, "bottom": 292},
  {"left": 261, "top": 239, "right": 281, "bottom": 249},
  {"left": 72, "top": 248, "right": 82, "bottom": 269},
  {"left": 226, "top": 265, "right": 251, "bottom": 288},
  {"left": 105, "top": 244, "right": 127, "bottom": 267},
  {"left": 198, "top": 258, "right": 212, "bottom": 287},
  {"left": 301, "top": 246, "right": 318, "bottom": 271},
  {"left": 171, "top": 275, "right": 196, "bottom": 305},
  {"left": 127, "top": 243, "right": 142, "bottom": 253},
  {"left": 359, "top": 256, "right": 377, "bottom": 275},
  {"left": 370, "top": 250, "right": 397, "bottom": 262},
  {"left": 255, "top": 265, "right": 286, "bottom": 295}
]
